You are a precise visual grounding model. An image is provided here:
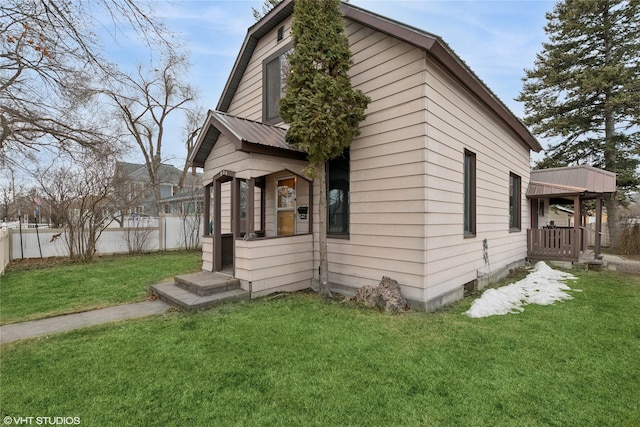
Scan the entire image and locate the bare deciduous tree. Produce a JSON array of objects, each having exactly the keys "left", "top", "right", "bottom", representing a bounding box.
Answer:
[
  {"left": 35, "top": 153, "right": 115, "bottom": 261},
  {"left": 1, "top": 0, "right": 174, "bottom": 164},
  {"left": 106, "top": 53, "right": 196, "bottom": 209},
  {"left": 177, "top": 106, "right": 205, "bottom": 191}
]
